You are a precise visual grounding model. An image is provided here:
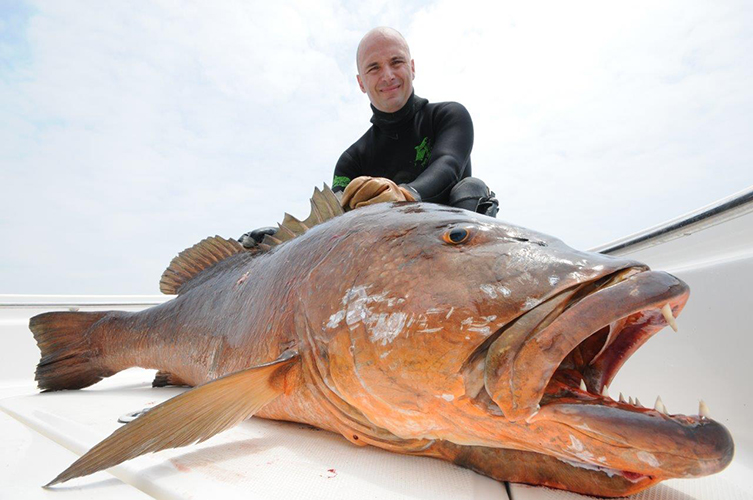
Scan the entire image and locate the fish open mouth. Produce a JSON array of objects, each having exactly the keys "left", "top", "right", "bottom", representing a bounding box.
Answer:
[
  {"left": 471, "top": 267, "right": 733, "bottom": 480},
  {"left": 482, "top": 266, "right": 690, "bottom": 420},
  {"left": 542, "top": 268, "right": 687, "bottom": 409}
]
